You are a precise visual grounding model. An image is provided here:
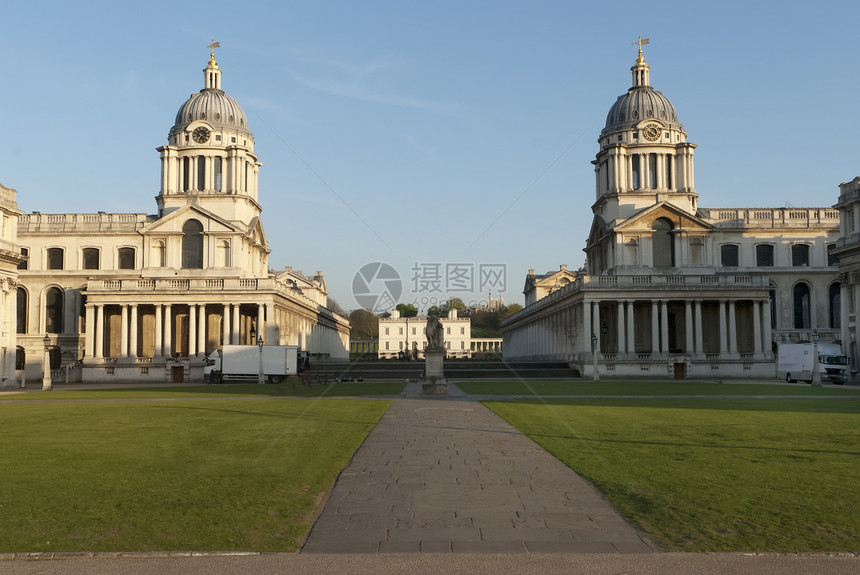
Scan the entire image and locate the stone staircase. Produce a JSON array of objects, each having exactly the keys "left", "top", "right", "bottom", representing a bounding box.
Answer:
[{"left": 302, "top": 359, "right": 581, "bottom": 381}]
